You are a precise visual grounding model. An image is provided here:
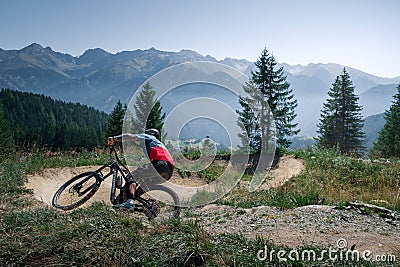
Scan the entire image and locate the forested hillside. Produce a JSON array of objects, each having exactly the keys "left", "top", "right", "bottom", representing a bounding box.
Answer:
[{"left": 0, "top": 89, "right": 108, "bottom": 150}]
